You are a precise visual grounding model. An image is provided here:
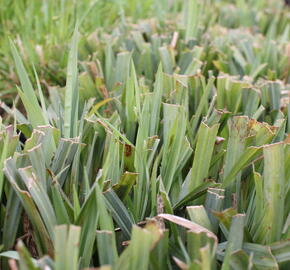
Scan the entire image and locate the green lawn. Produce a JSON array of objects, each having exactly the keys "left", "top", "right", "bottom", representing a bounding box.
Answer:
[{"left": 0, "top": 0, "right": 289, "bottom": 269}]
